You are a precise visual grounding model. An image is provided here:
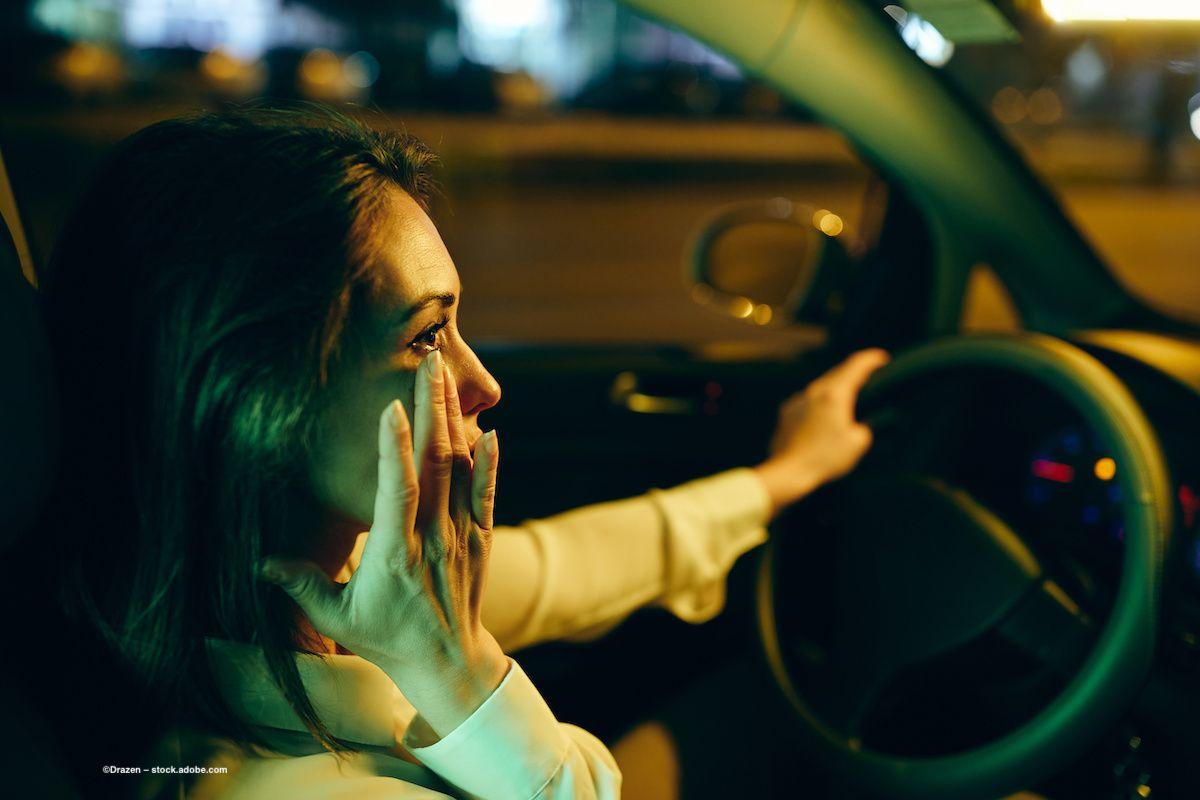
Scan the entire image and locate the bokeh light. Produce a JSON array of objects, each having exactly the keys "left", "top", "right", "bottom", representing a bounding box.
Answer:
[{"left": 992, "top": 86, "right": 1028, "bottom": 124}]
